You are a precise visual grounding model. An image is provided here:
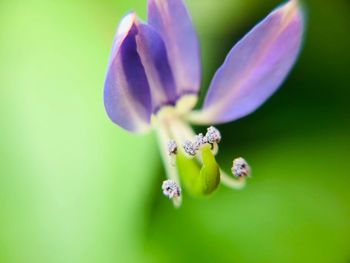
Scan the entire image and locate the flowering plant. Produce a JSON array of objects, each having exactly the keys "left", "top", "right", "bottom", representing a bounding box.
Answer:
[{"left": 104, "top": 0, "right": 304, "bottom": 206}]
